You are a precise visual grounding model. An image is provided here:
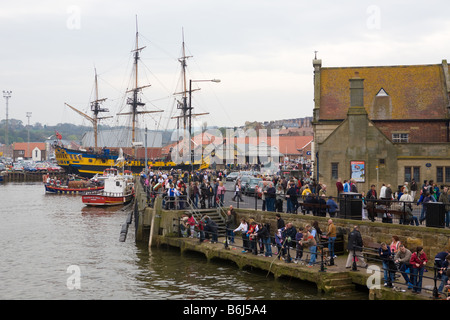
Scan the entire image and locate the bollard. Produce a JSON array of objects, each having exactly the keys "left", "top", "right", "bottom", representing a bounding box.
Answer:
[{"left": 319, "top": 244, "right": 326, "bottom": 272}]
